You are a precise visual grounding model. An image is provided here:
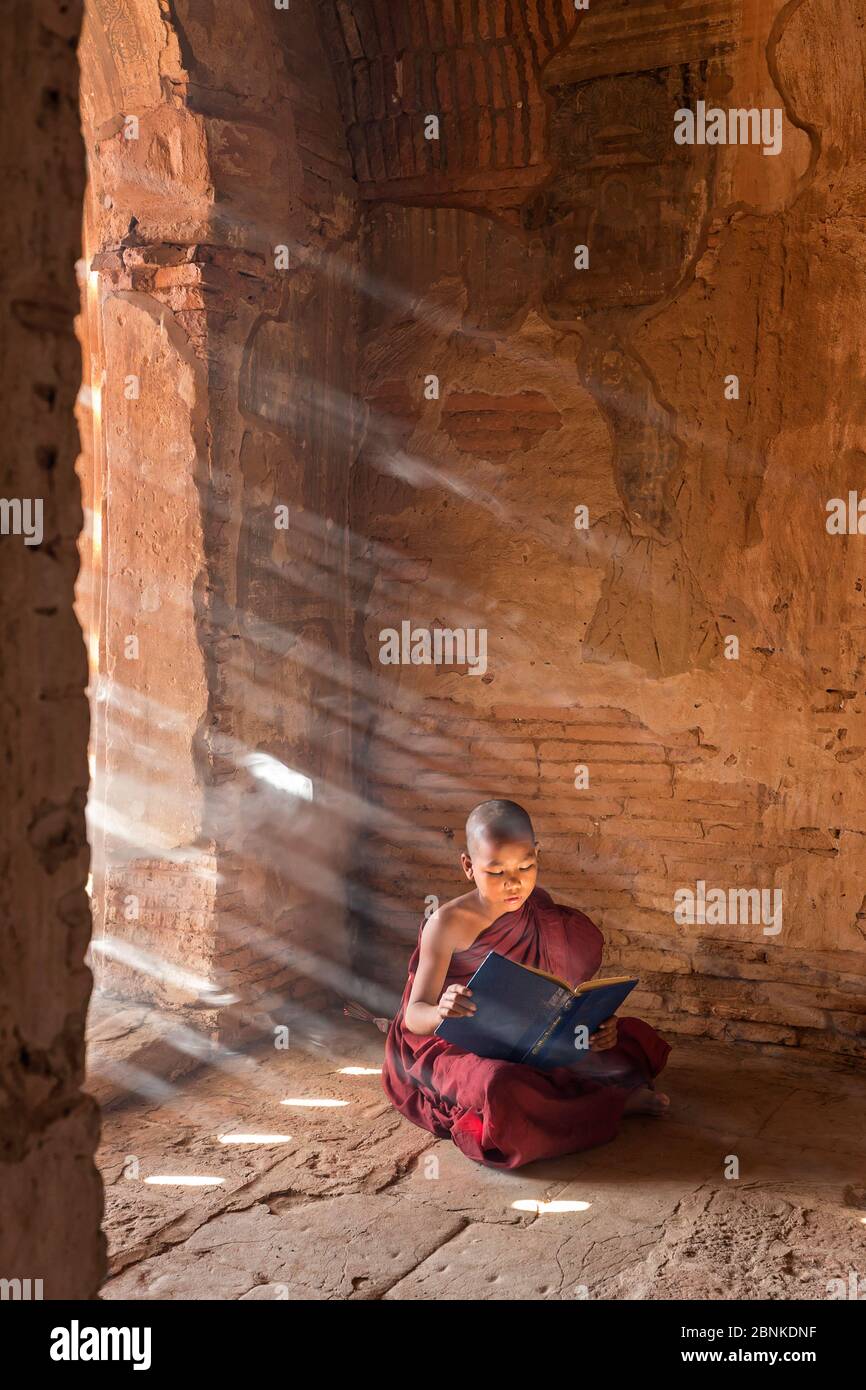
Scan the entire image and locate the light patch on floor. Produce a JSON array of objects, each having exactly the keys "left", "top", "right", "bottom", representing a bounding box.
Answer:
[{"left": 92, "top": 1015, "right": 866, "bottom": 1301}]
